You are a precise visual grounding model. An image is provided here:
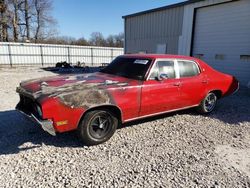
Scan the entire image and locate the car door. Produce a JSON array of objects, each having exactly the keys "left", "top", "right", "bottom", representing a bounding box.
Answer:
[
  {"left": 140, "top": 60, "right": 182, "bottom": 116},
  {"left": 177, "top": 60, "right": 207, "bottom": 107}
]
